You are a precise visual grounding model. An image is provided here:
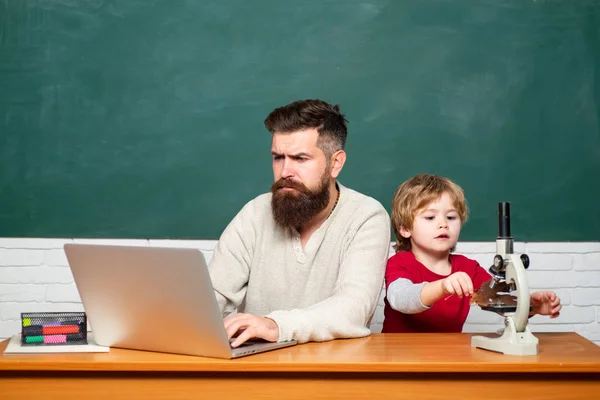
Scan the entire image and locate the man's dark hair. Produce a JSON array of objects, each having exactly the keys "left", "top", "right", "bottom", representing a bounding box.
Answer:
[{"left": 264, "top": 99, "right": 348, "bottom": 157}]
